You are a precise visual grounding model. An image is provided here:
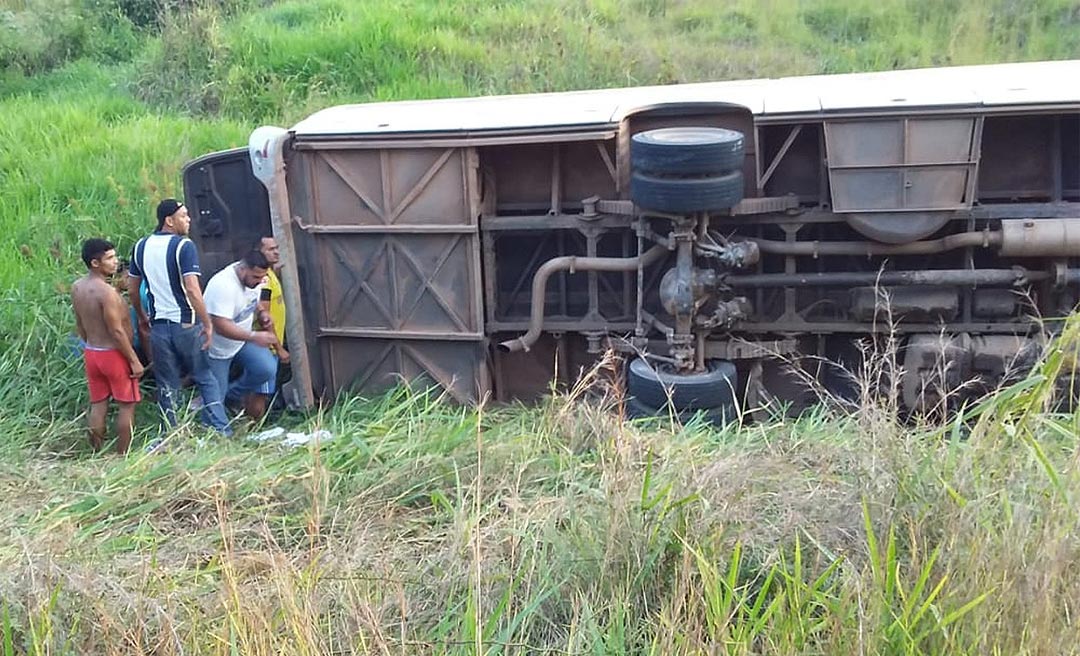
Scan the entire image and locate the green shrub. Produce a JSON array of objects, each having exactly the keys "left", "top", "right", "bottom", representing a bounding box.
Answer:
[
  {"left": 0, "top": 0, "right": 90, "bottom": 76},
  {"left": 0, "top": 0, "right": 258, "bottom": 85},
  {"left": 131, "top": 2, "right": 231, "bottom": 114}
]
